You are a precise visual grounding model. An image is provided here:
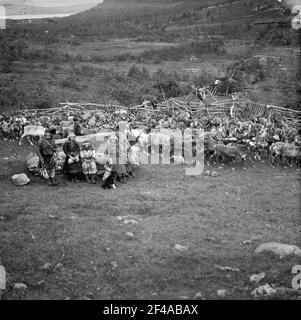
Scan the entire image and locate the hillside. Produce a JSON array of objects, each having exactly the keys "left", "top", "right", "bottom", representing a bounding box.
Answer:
[
  {"left": 8, "top": 0, "right": 291, "bottom": 41},
  {"left": 0, "top": 0, "right": 299, "bottom": 111}
]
